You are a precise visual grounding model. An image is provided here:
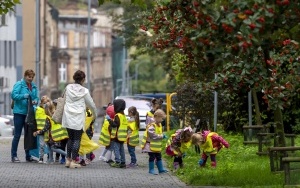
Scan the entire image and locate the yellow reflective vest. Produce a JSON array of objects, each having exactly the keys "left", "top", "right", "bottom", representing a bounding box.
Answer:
[
  {"left": 99, "top": 119, "right": 111, "bottom": 146},
  {"left": 200, "top": 132, "right": 218, "bottom": 154},
  {"left": 35, "top": 106, "right": 47, "bottom": 130},
  {"left": 146, "top": 111, "right": 154, "bottom": 118},
  {"left": 141, "top": 123, "right": 163, "bottom": 152},
  {"left": 127, "top": 120, "right": 139, "bottom": 146},
  {"left": 85, "top": 109, "right": 94, "bottom": 132},
  {"left": 44, "top": 116, "right": 69, "bottom": 142},
  {"left": 116, "top": 113, "right": 128, "bottom": 142},
  {"left": 166, "top": 133, "right": 192, "bottom": 154}
]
